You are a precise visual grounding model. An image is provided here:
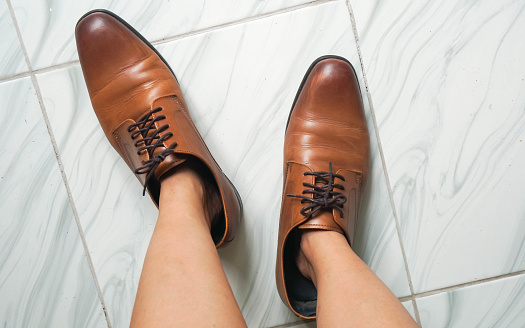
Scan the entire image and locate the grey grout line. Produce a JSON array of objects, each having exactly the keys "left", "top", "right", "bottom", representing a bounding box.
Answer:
[
  {"left": 365, "top": 91, "right": 422, "bottom": 328},
  {"left": 344, "top": 0, "right": 369, "bottom": 92},
  {"left": 2, "top": 0, "right": 336, "bottom": 84},
  {"left": 343, "top": 0, "right": 422, "bottom": 326},
  {"left": 0, "top": 70, "right": 31, "bottom": 83},
  {"left": 4, "top": 0, "right": 522, "bottom": 326},
  {"left": 399, "top": 269, "right": 525, "bottom": 303},
  {"left": 0, "top": 1, "right": 341, "bottom": 327},
  {"left": 4, "top": 0, "right": 480, "bottom": 326},
  {"left": 267, "top": 271, "right": 525, "bottom": 326},
  {"left": 5, "top": 1, "right": 112, "bottom": 327},
  {"left": 32, "top": 60, "right": 80, "bottom": 76},
  {"left": 151, "top": 0, "right": 337, "bottom": 46},
  {"left": 411, "top": 299, "right": 419, "bottom": 326},
  {"left": 0, "top": 60, "right": 80, "bottom": 84},
  {"left": 398, "top": 295, "right": 415, "bottom": 303}
]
